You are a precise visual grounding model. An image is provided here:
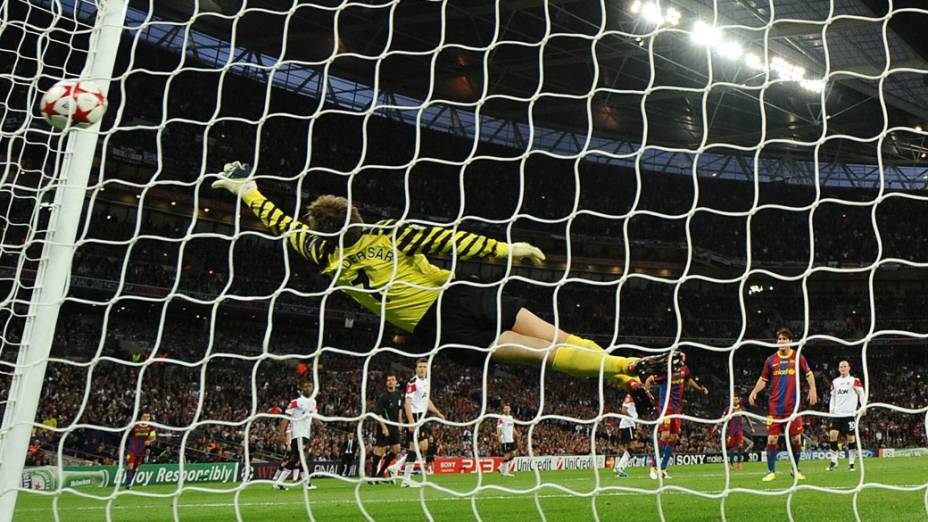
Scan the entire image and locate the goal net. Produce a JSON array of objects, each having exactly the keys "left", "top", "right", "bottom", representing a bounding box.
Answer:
[{"left": 2, "top": 0, "right": 928, "bottom": 520}]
